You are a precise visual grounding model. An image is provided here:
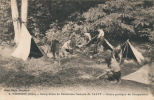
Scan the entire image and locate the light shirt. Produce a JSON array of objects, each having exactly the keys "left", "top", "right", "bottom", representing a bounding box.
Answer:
[
  {"left": 110, "top": 58, "right": 121, "bottom": 72},
  {"left": 62, "top": 40, "right": 72, "bottom": 49},
  {"left": 98, "top": 29, "right": 104, "bottom": 38},
  {"left": 84, "top": 33, "right": 91, "bottom": 41}
]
